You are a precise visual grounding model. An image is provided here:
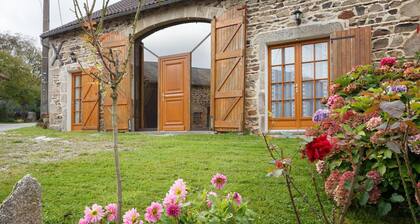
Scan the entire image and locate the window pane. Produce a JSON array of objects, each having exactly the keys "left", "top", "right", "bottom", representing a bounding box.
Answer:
[
  {"left": 315, "top": 42, "right": 328, "bottom": 60},
  {"left": 271, "top": 84, "right": 283, "bottom": 101},
  {"left": 284, "top": 65, "right": 294, "bottom": 82},
  {"left": 271, "top": 102, "right": 282, "bottom": 118},
  {"left": 302, "top": 44, "right": 314, "bottom": 62},
  {"left": 302, "top": 81, "right": 314, "bottom": 99},
  {"left": 315, "top": 61, "right": 328, "bottom": 79},
  {"left": 316, "top": 80, "right": 328, "bottom": 98},
  {"left": 75, "top": 112, "right": 80, "bottom": 124},
  {"left": 272, "top": 66, "right": 282, "bottom": 83},
  {"left": 75, "top": 100, "right": 80, "bottom": 111},
  {"left": 316, "top": 99, "right": 327, "bottom": 110},
  {"left": 284, "top": 83, "right": 294, "bottom": 100},
  {"left": 75, "top": 88, "right": 80, "bottom": 99},
  {"left": 75, "top": 76, "right": 81, "bottom": 87},
  {"left": 302, "top": 63, "right": 314, "bottom": 80},
  {"left": 284, "top": 101, "right": 295, "bottom": 117},
  {"left": 271, "top": 49, "right": 282, "bottom": 65},
  {"left": 302, "top": 100, "right": 314, "bottom": 117},
  {"left": 284, "top": 47, "right": 294, "bottom": 64}
]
